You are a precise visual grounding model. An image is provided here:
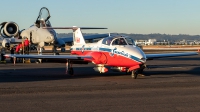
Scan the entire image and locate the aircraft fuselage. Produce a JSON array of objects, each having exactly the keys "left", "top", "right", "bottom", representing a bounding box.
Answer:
[
  {"left": 20, "top": 25, "right": 56, "bottom": 45},
  {"left": 70, "top": 38, "right": 146, "bottom": 68}
]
